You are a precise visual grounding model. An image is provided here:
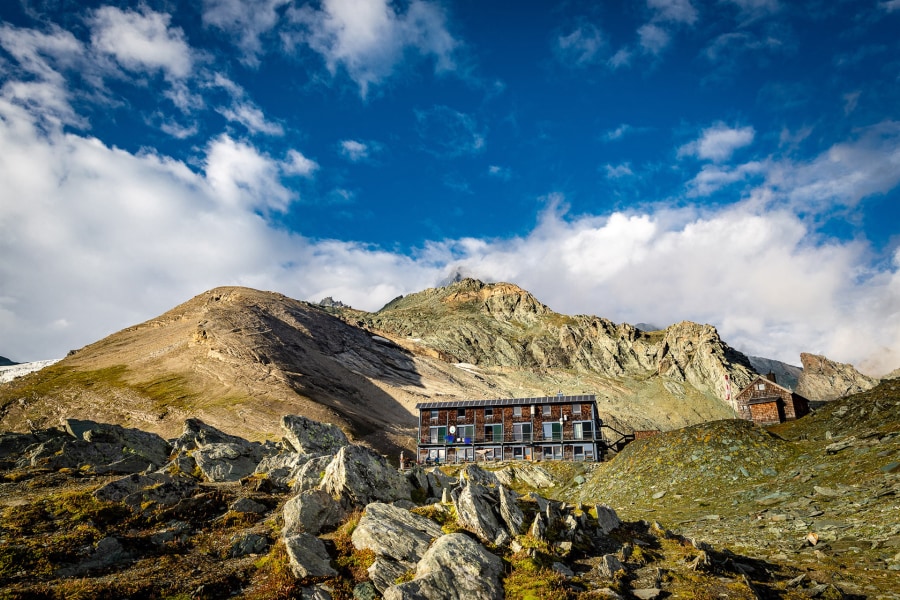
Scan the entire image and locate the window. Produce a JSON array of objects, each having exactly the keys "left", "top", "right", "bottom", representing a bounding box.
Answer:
[
  {"left": 484, "top": 424, "right": 502, "bottom": 442},
  {"left": 573, "top": 421, "right": 593, "bottom": 440},
  {"left": 430, "top": 410, "right": 439, "bottom": 422},
  {"left": 572, "top": 403, "right": 581, "bottom": 415},
  {"left": 512, "top": 446, "right": 524, "bottom": 459},
  {"left": 513, "top": 406, "right": 522, "bottom": 417},
  {"left": 542, "top": 422, "right": 562, "bottom": 441},
  {"left": 457, "top": 408, "right": 466, "bottom": 420},
  {"left": 756, "top": 383, "right": 766, "bottom": 391},
  {"left": 429, "top": 426, "right": 447, "bottom": 444},
  {"left": 543, "top": 405, "right": 552, "bottom": 416},
  {"left": 458, "top": 425, "right": 474, "bottom": 442},
  {"left": 512, "top": 422, "right": 532, "bottom": 442},
  {"left": 484, "top": 407, "right": 493, "bottom": 420}
]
